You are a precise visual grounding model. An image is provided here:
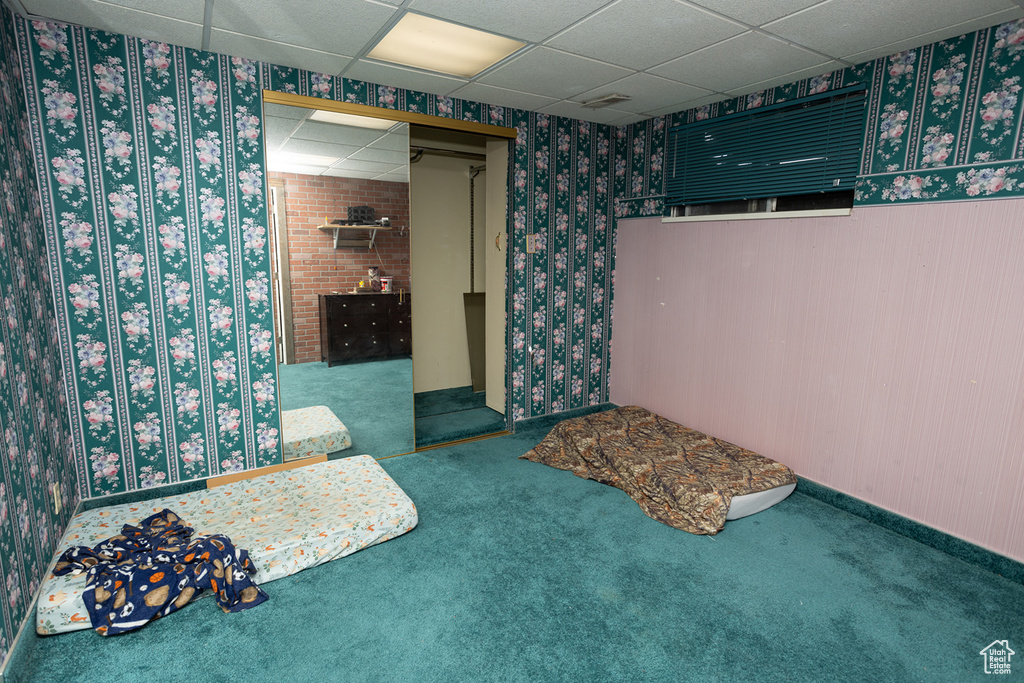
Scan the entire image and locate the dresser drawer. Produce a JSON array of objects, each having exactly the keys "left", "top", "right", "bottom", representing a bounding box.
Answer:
[
  {"left": 327, "top": 296, "right": 384, "bottom": 316},
  {"left": 388, "top": 333, "right": 411, "bottom": 356},
  {"left": 330, "top": 313, "right": 385, "bottom": 336},
  {"left": 388, "top": 314, "right": 411, "bottom": 332},
  {"left": 334, "top": 333, "right": 388, "bottom": 360},
  {"left": 319, "top": 293, "right": 410, "bottom": 365}
]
